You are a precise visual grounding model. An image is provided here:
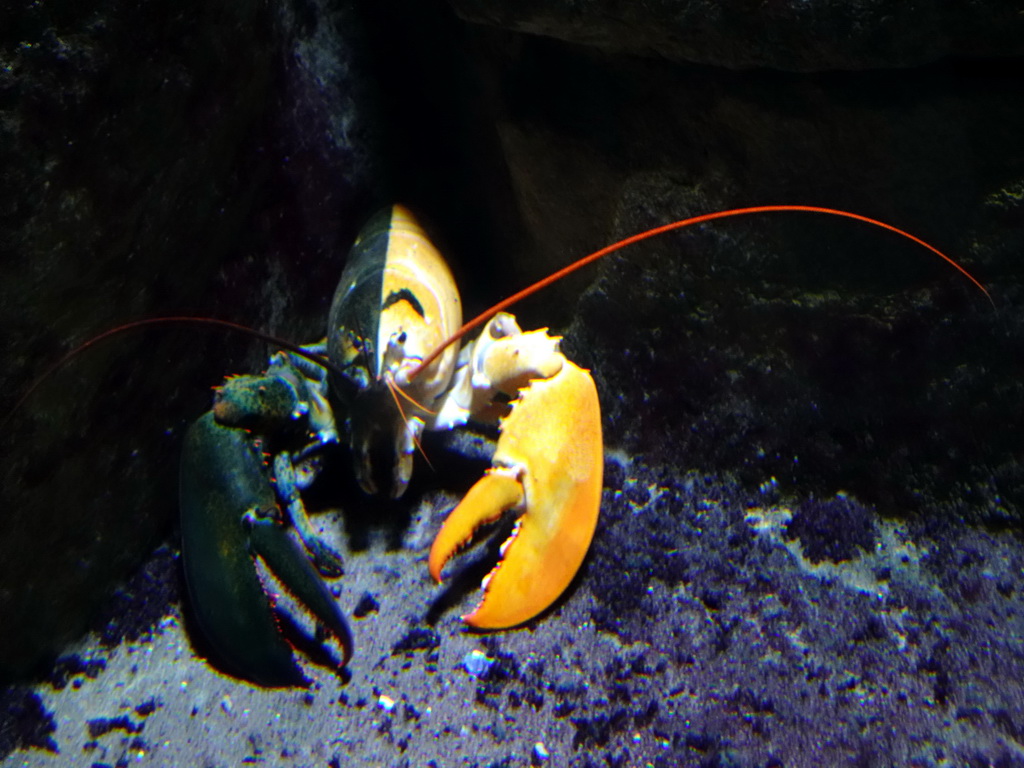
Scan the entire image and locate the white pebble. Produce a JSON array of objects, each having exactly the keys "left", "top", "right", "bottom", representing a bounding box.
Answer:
[{"left": 463, "top": 649, "right": 494, "bottom": 678}]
